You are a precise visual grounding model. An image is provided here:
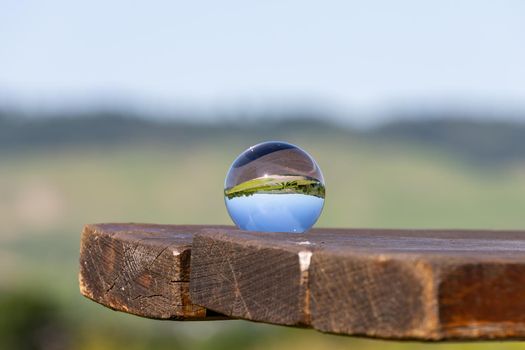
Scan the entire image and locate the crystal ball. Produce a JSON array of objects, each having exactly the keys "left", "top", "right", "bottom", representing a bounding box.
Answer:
[{"left": 224, "top": 141, "right": 325, "bottom": 233}]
